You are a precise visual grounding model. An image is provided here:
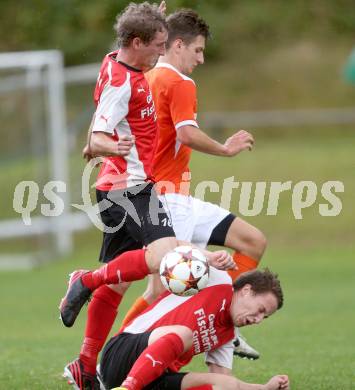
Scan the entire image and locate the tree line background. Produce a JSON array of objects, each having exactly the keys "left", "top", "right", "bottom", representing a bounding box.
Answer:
[{"left": 2, "top": 0, "right": 355, "bottom": 66}]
